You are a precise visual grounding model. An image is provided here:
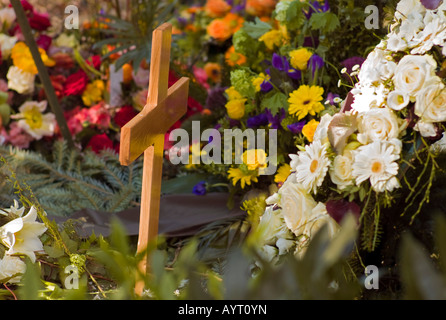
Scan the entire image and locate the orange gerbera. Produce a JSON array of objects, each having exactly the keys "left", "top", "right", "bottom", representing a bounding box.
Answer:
[
  {"left": 204, "top": 62, "right": 222, "bottom": 82},
  {"left": 205, "top": 0, "right": 231, "bottom": 17},
  {"left": 225, "top": 46, "right": 246, "bottom": 66},
  {"left": 223, "top": 12, "right": 244, "bottom": 33},
  {"left": 207, "top": 19, "right": 232, "bottom": 41}
]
